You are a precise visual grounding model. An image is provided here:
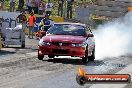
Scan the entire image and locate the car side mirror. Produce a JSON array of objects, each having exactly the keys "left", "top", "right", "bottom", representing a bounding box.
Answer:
[{"left": 87, "top": 34, "right": 94, "bottom": 37}]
